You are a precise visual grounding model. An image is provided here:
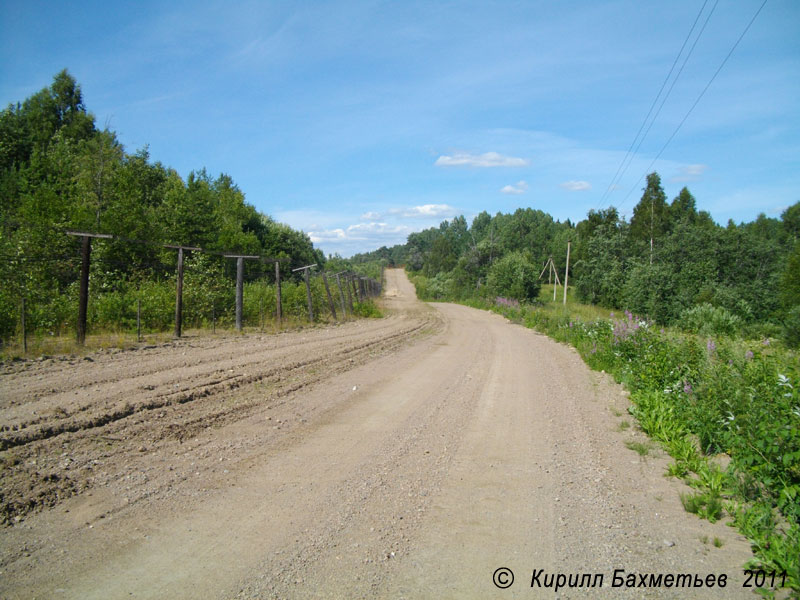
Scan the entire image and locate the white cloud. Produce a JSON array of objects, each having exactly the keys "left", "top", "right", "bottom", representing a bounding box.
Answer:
[
  {"left": 501, "top": 180, "right": 529, "bottom": 195},
  {"left": 389, "top": 204, "right": 458, "bottom": 218},
  {"left": 308, "top": 228, "right": 346, "bottom": 243},
  {"left": 670, "top": 164, "right": 709, "bottom": 183},
  {"left": 435, "top": 151, "right": 529, "bottom": 168},
  {"left": 346, "top": 222, "right": 412, "bottom": 237},
  {"left": 360, "top": 211, "right": 382, "bottom": 220},
  {"left": 560, "top": 180, "right": 592, "bottom": 191}
]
